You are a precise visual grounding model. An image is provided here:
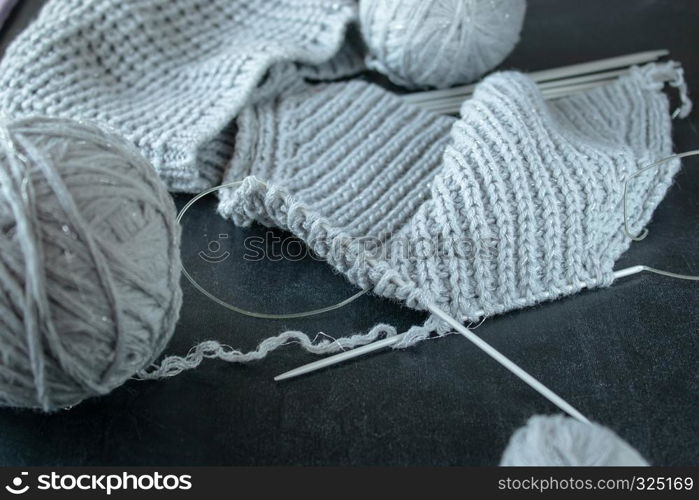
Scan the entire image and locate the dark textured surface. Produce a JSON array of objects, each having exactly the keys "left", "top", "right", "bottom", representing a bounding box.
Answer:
[{"left": 0, "top": 0, "right": 697, "bottom": 466}]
